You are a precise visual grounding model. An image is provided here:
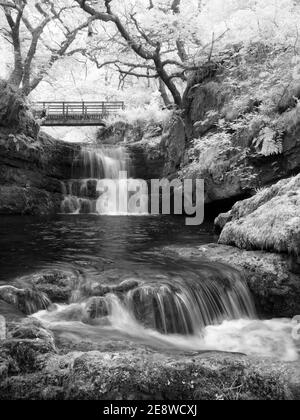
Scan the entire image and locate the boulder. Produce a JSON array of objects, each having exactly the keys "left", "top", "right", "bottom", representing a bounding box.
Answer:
[
  {"left": 0, "top": 318, "right": 56, "bottom": 378},
  {"left": 27, "top": 270, "right": 79, "bottom": 303},
  {"left": 216, "top": 175, "right": 300, "bottom": 256}
]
